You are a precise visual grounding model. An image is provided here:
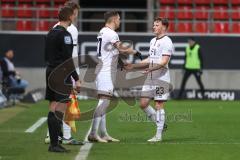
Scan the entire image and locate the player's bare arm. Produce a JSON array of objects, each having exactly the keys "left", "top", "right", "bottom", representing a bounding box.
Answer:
[
  {"left": 114, "top": 42, "right": 143, "bottom": 60},
  {"left": 124, "top": 58, "right": 149, "bottom": 70},
  {"left": 114, "top": 41, "right": 138, "bottom": 54},
  {"left": 142, "top": 55, "right": 170, "bottom": 74}
]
